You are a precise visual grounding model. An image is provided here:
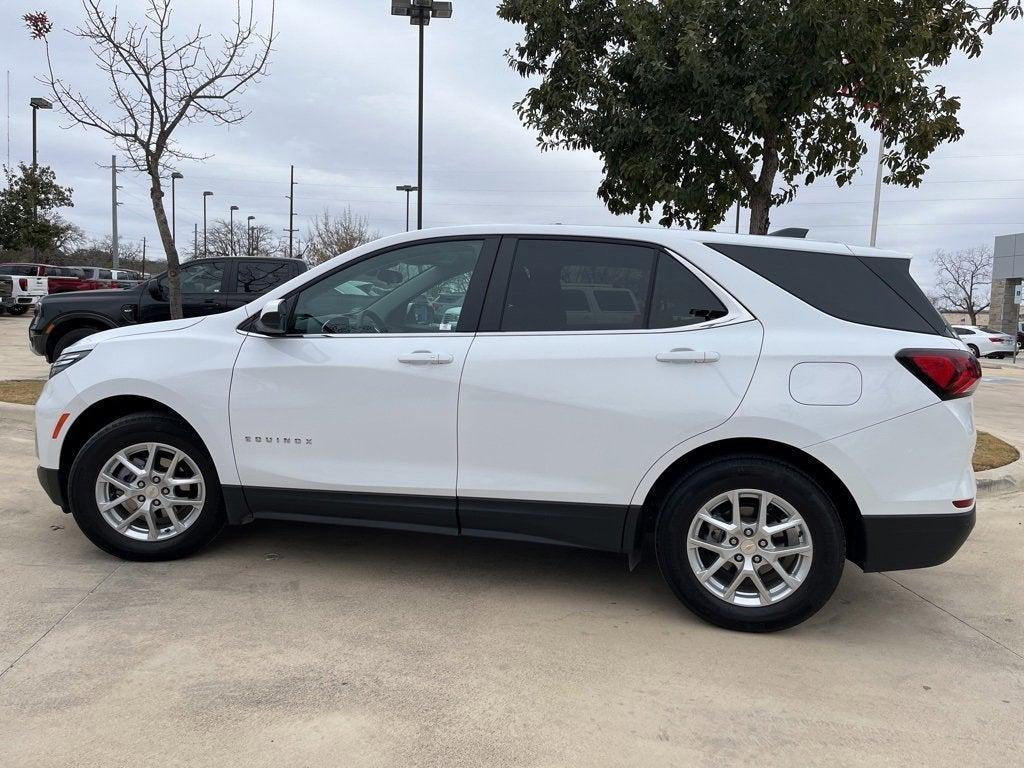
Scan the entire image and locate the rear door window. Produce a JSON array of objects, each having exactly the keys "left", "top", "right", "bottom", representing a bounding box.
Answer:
[
  {"left": 235, "top": 260, "right": 298, "bottom": 294},
  {"left": 500, "top": 239, "right": 655, "bottom": 332}
]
